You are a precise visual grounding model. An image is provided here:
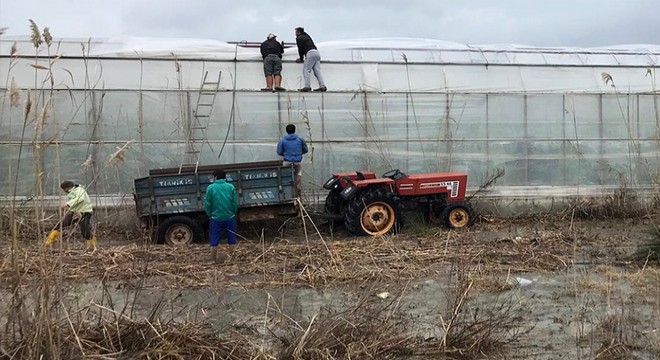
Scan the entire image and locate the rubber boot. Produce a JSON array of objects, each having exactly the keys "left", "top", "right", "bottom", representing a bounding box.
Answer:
[
  {"left": 45, "top": 230, "right": 61, "bottom": 246},
  {"left": 211, "top": 247, "right": 218, "bottom": 263},
  {"left": 211, "top": 247, "right": 228, "bottom": 263},
  {"left": 86, "top": 236, "right": 97, "bottom": 252},
  {"left": 226, "top": 244, "right": 236, "bottom": 259}
]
